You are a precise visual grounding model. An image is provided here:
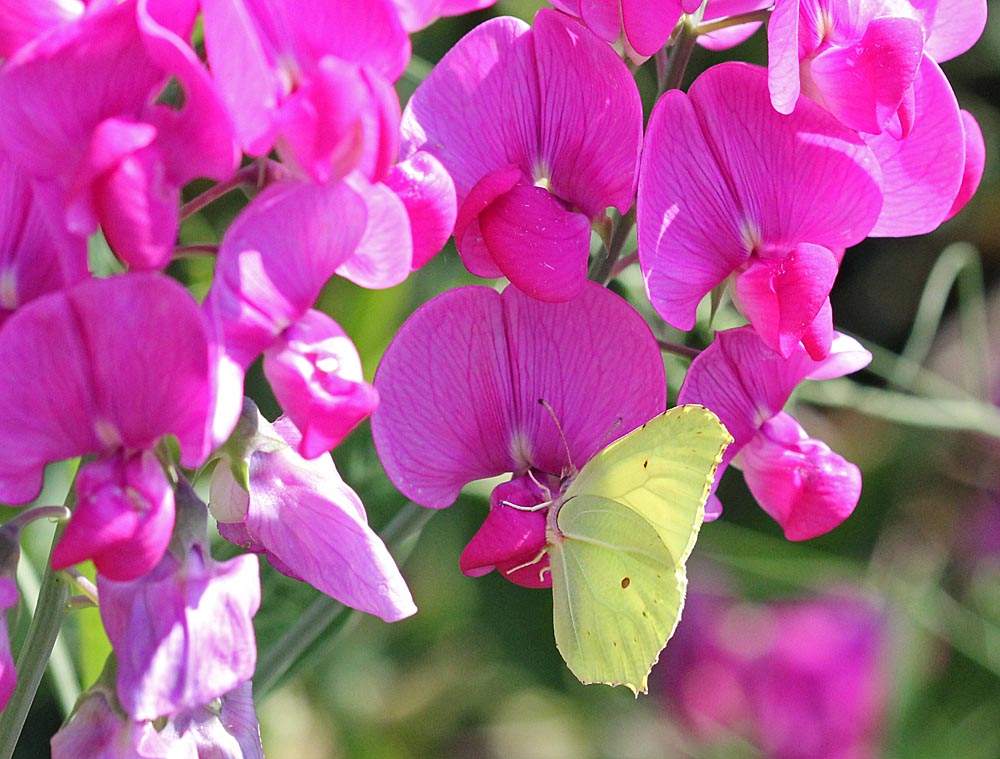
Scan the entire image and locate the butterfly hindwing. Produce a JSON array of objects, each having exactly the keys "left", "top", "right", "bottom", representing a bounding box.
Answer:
[
  {"left": 549, "top": 494, "right": 683, "bottom": 695},
  {"left": 549, "top": 405, "right": 731, "bottom": 693}
]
